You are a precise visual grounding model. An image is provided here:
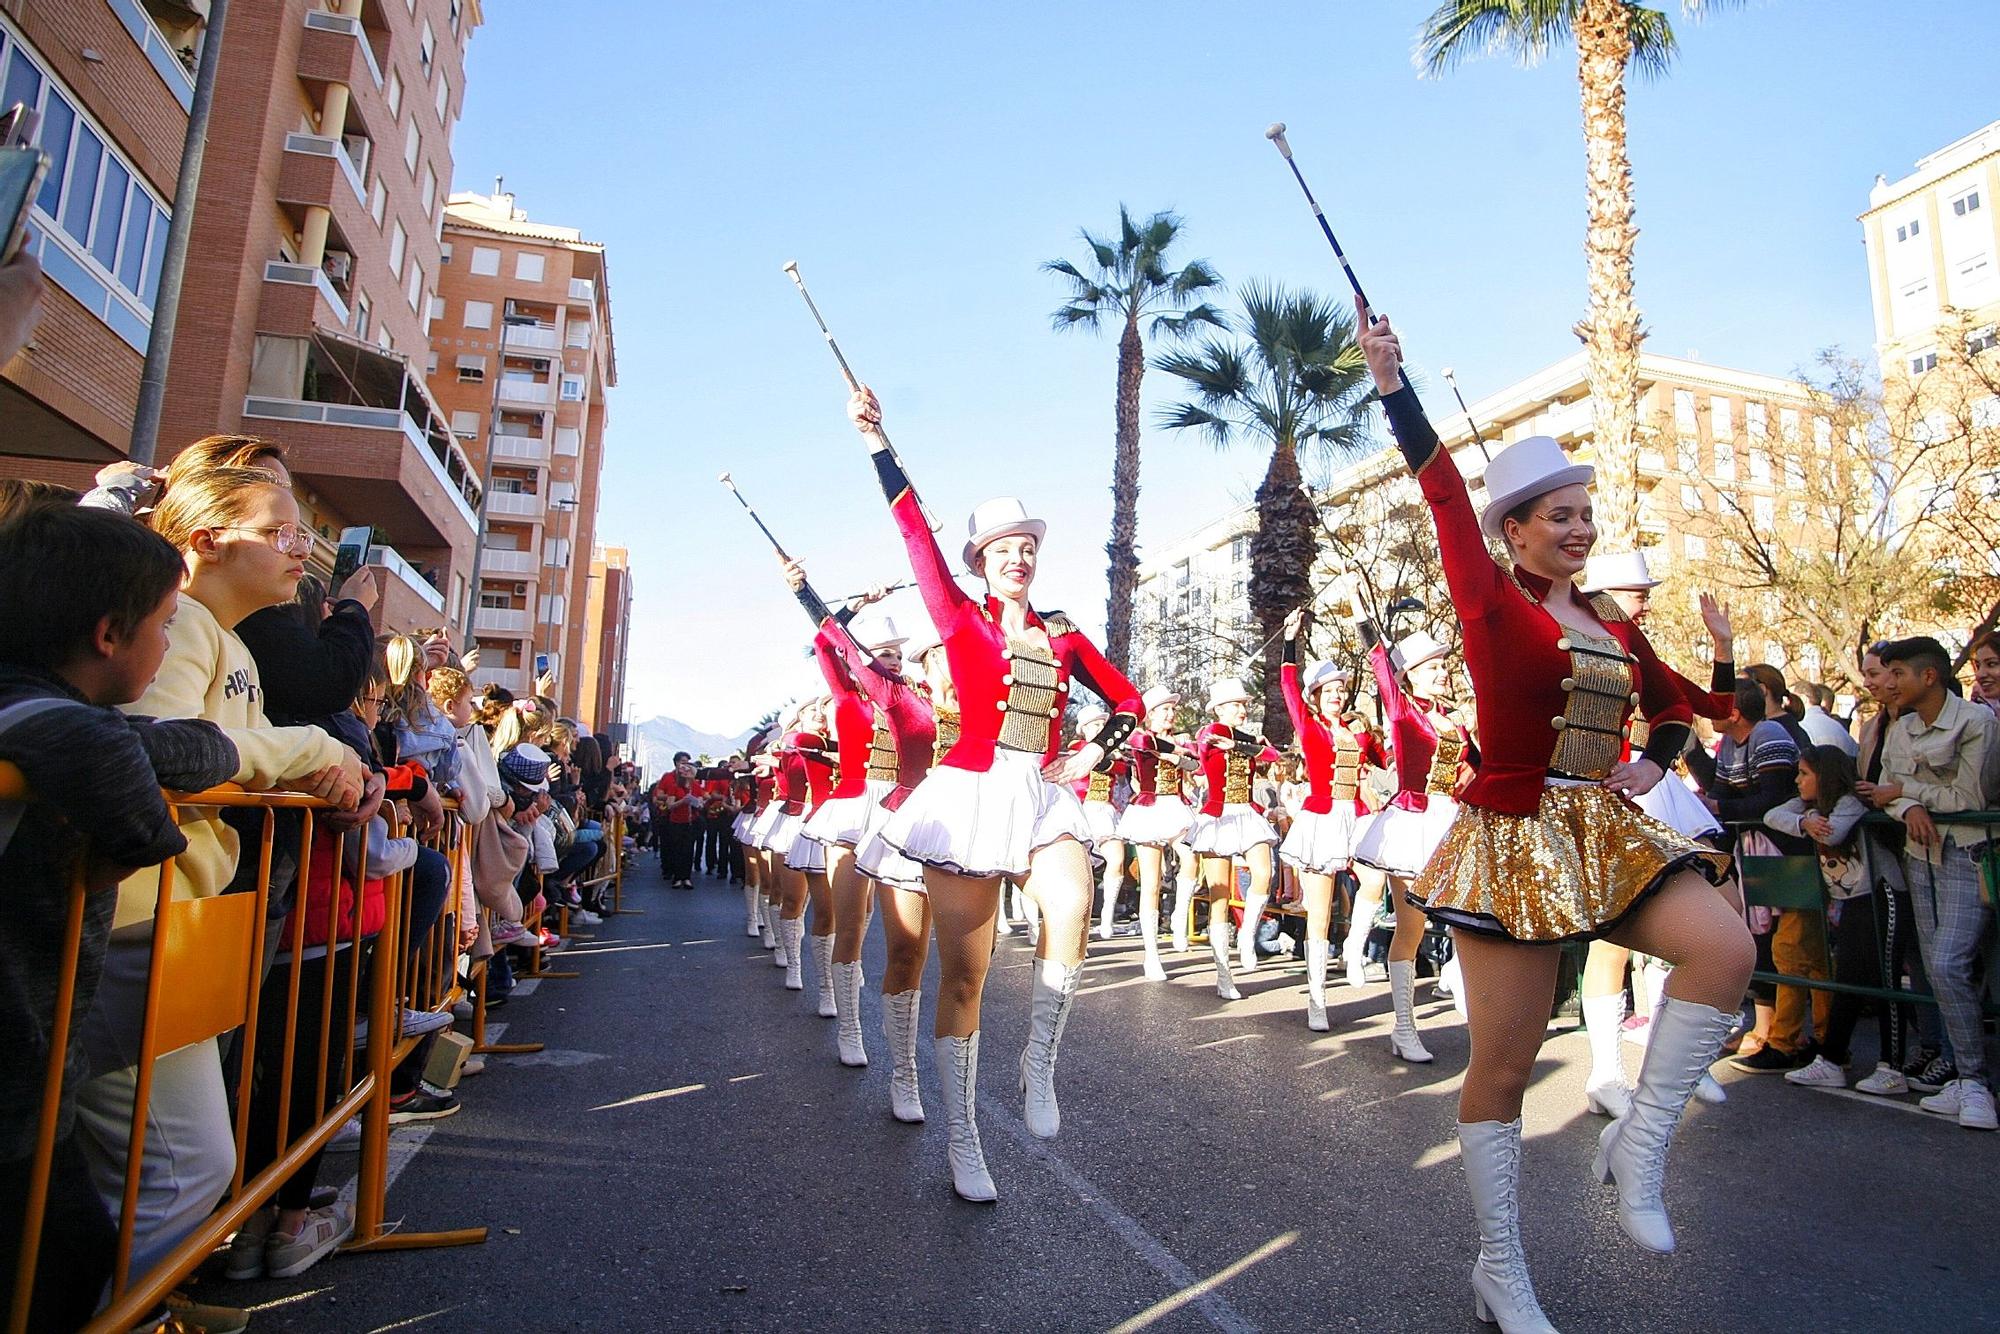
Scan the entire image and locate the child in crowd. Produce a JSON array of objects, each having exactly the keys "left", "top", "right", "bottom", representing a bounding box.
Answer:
[
  {"left": 1864, "top": 635, "right": 2000, "bottom": 1131},
  {"left": 70, "top": 466, "right": 367, "bottom": 1286},
  {"left": 1765, "top": 746, "right": 1885, "bottom": 1093},
  {"left": 0, "top": 505, "right": 241, "bottom": 1332}
]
